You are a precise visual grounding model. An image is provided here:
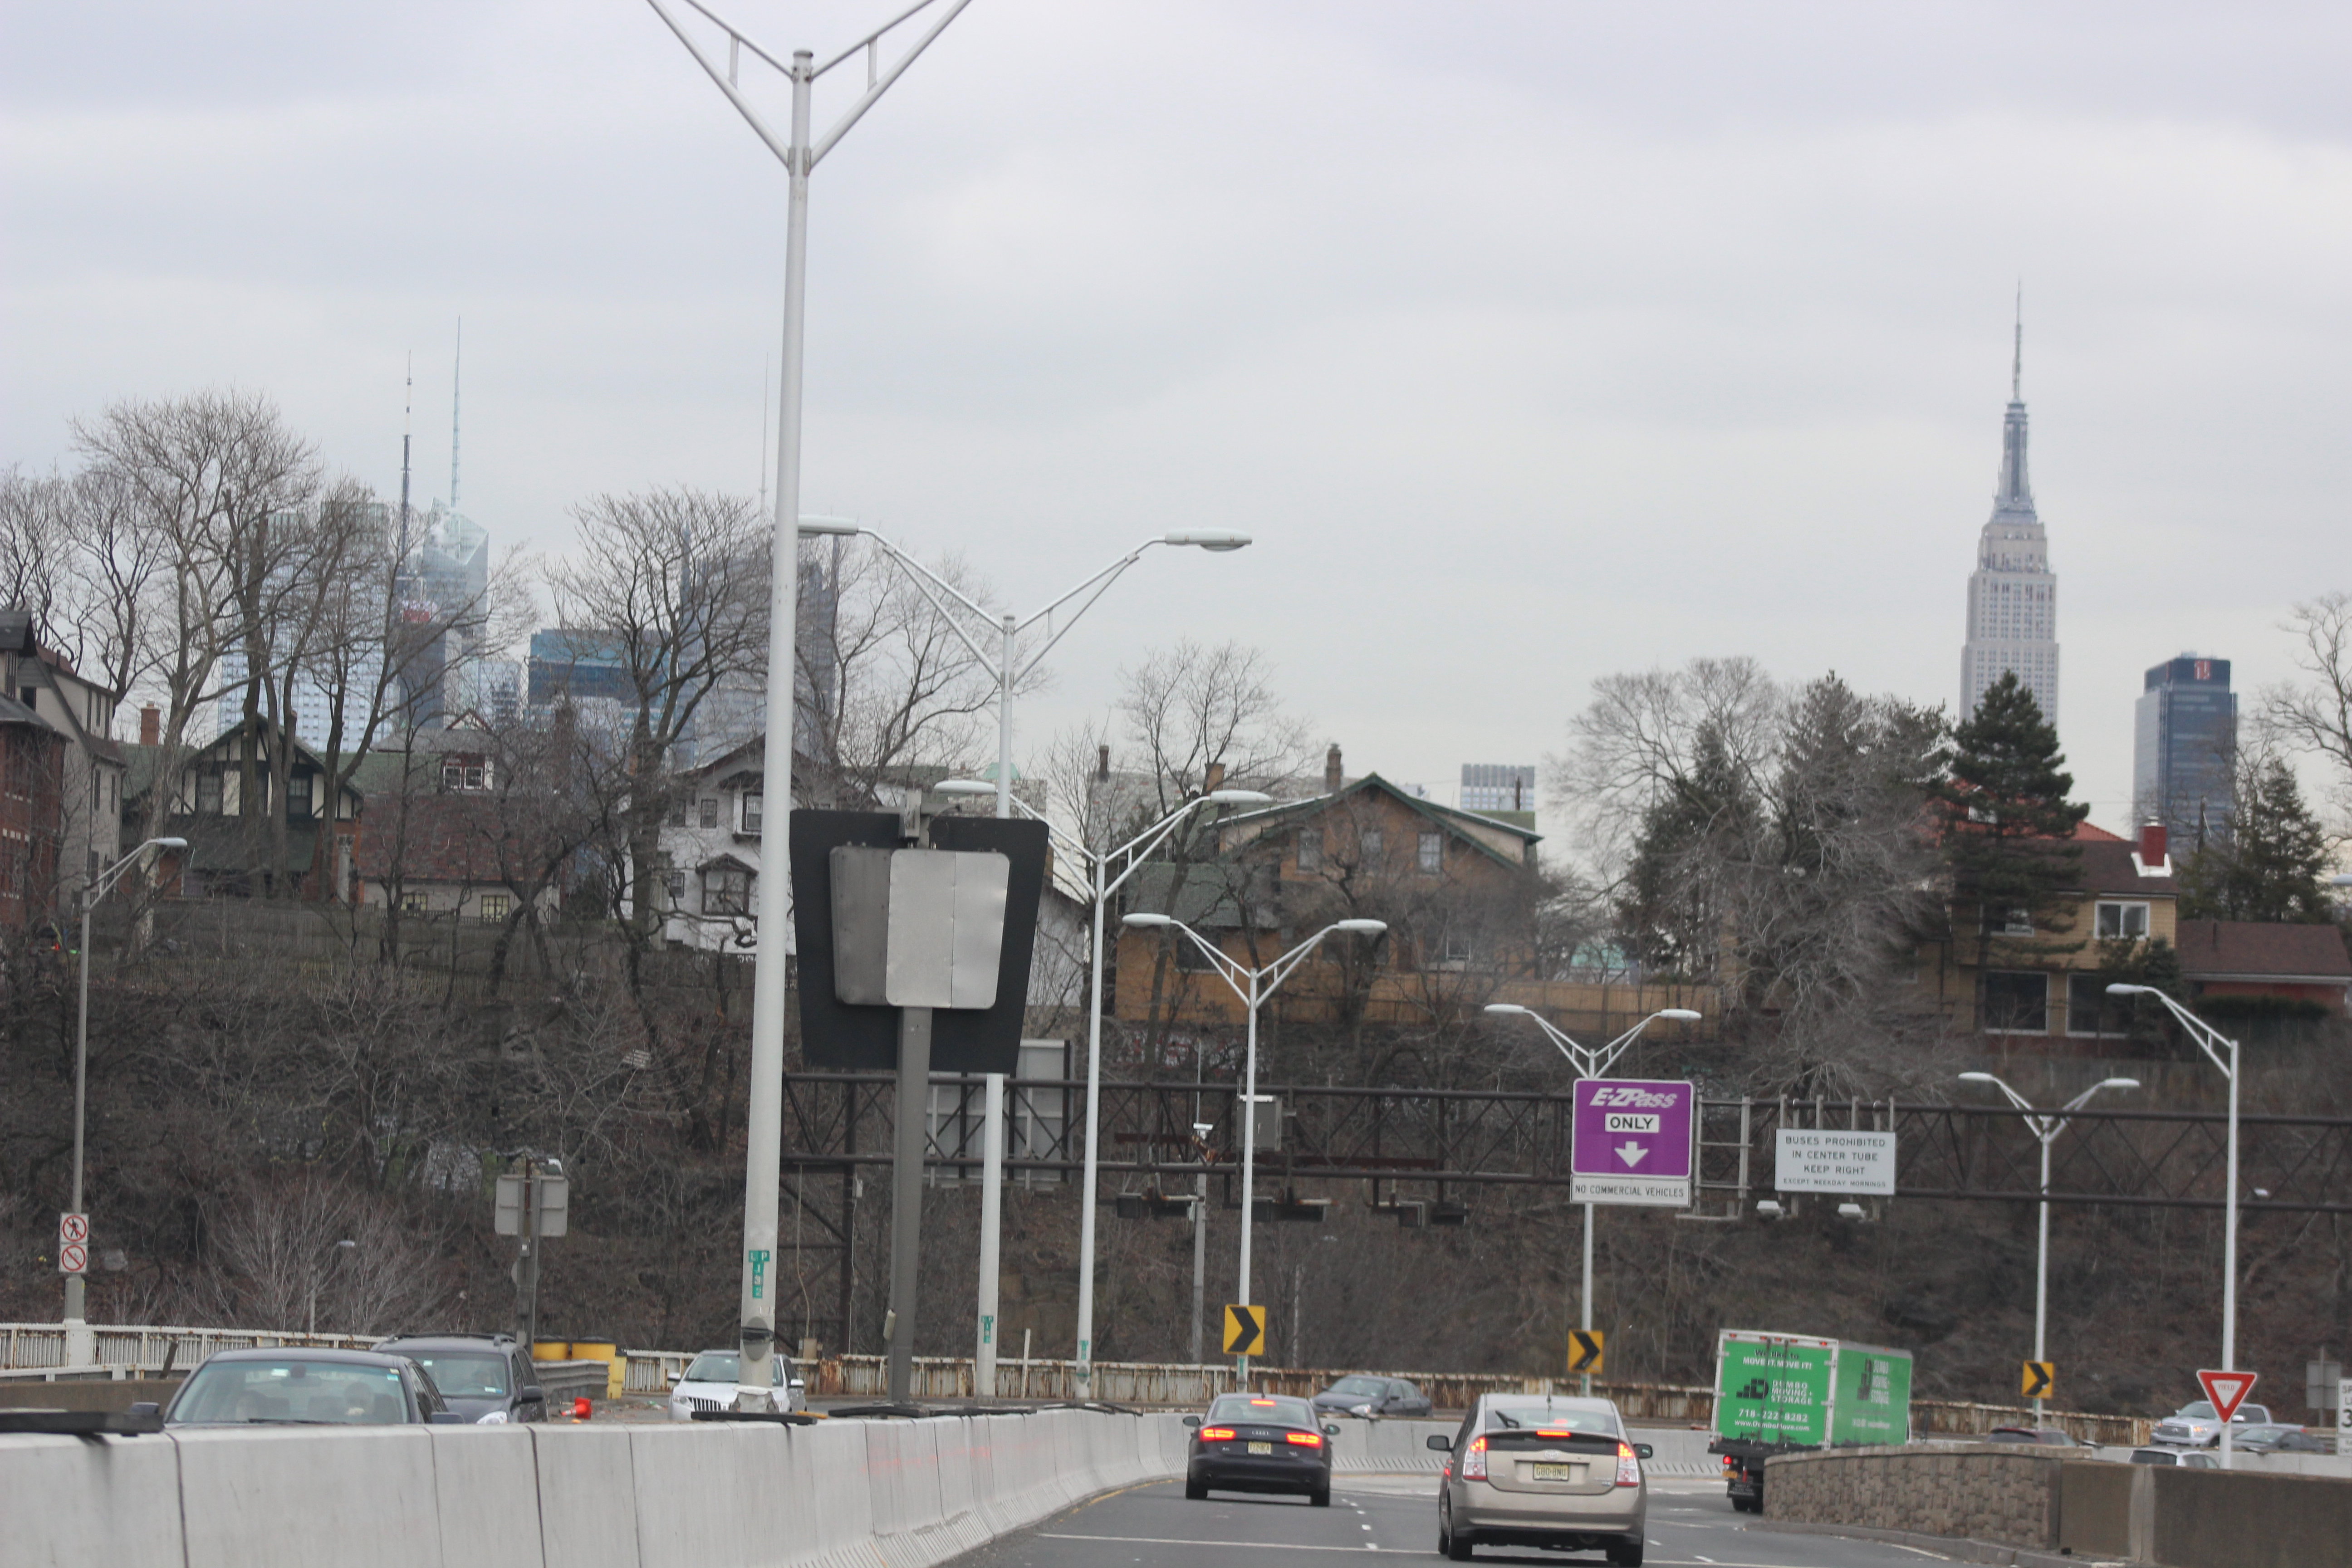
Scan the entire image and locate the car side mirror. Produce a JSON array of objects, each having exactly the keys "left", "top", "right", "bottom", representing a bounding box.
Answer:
[
  {"left": 1635, "top": 1444, "right": 1653, "bottom": 1460},
  {"left": 520, "top": 1385, "right": 544, "bottom": 1403},
  {"left": 1183, "top": 1415, "right": 1201, "bottom": 1428},
  {"left": 1426, "top": 1434, "right": 1453, "bottom": 1452},
  {"left": 128, "top": 1401, "right": 161, "bottom": 1417},
  {"left": 428, "top": 1411, "right": 469, "bottom": 1424},
  {"left": 1324, "top": 1424, "right": 1341, "bottom": 1437}
]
